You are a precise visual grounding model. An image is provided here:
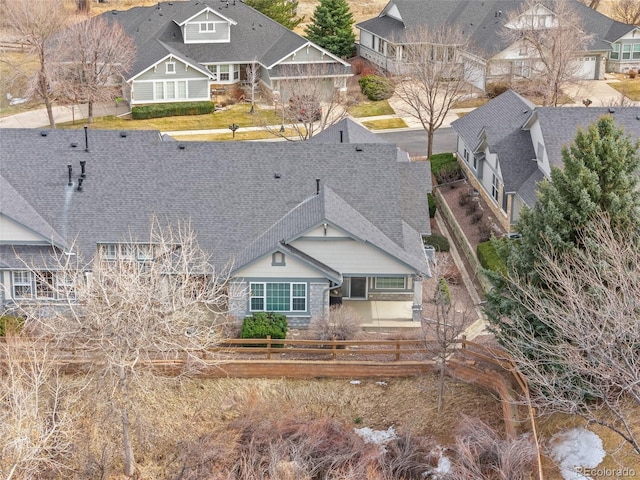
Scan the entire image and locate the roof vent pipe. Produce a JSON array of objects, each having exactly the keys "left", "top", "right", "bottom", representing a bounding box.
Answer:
[
  {"left": 84, "top": 125, "right": 89, "bottom": 152},
  {"left": 316, "top": 178, "right": 320, "bottom": 195},
  {"left": 68, "top": 164, "right": 73, "bottom": 186},
  {"left": 77, "top": 178, "right": 84, "bottom": 191},
  {"left": 339, "top": 130, "right": 343, "bottom": 143},
  {"left": 80, "top": 160, "right": 86, "bottom": 178}
]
